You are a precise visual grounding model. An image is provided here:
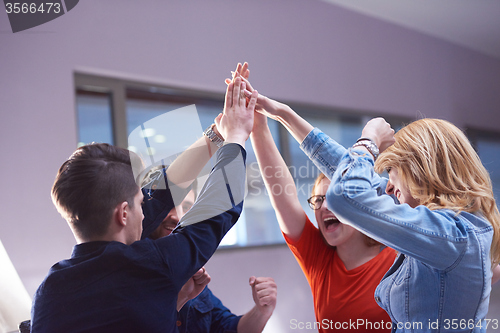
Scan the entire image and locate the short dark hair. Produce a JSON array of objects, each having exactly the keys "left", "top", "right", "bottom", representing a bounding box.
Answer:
[{"left": 51, "top": 143, "right": 140, "bottom": 240}]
